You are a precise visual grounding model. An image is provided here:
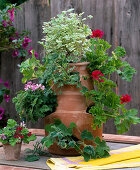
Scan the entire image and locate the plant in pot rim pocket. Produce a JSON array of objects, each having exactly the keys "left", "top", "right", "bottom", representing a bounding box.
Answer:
[
  {"left": 41, "top": 119, "right": 110, "bottom": 162},
  {"left": 15, "top": 9, "right": 140, "bottom": 160},
  {"left": 13, "top": 81, "right": 57, "bottom": 123},
  {"left": 0, "top": 119, "right": 36, "bottom": 160},
  {"left": 40, "top": 8, "right": 92, "bottom": 62}
]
